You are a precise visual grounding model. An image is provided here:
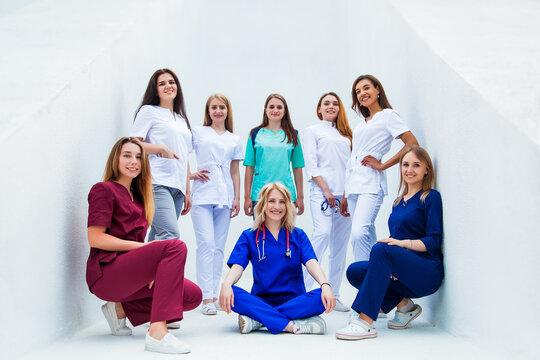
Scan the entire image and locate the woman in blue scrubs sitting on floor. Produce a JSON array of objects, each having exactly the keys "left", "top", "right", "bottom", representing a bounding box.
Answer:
[
  {"left": 220, "top": 182, "right": 336, "bottom": 334},
  {"left": 336, "top": 146, "right": 443, "bottom": 340}
]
